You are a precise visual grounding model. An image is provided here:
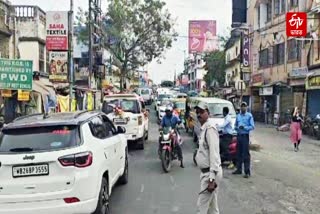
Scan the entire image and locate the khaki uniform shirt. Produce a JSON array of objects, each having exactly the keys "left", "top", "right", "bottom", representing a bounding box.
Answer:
[{"left": 196, "top": 120, "right": 221, "bottom": 180}]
